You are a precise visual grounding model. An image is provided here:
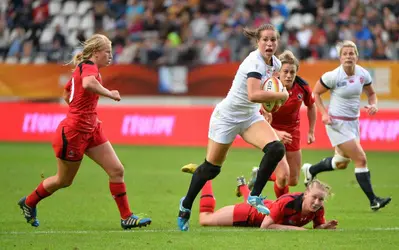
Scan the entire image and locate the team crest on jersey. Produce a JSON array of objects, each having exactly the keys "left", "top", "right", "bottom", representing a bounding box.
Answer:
[
  {"left": 360, "top": 76, "right": 364, "bottom": 84},
  {"left": 68, "top": 150, "right": 75, "bottom": 158},
  {"left": 349, "top": 79, "right": 354, "bottom": 84},
  {"left": 297, "top": 93, "right": 303, "bottom": 100}
]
